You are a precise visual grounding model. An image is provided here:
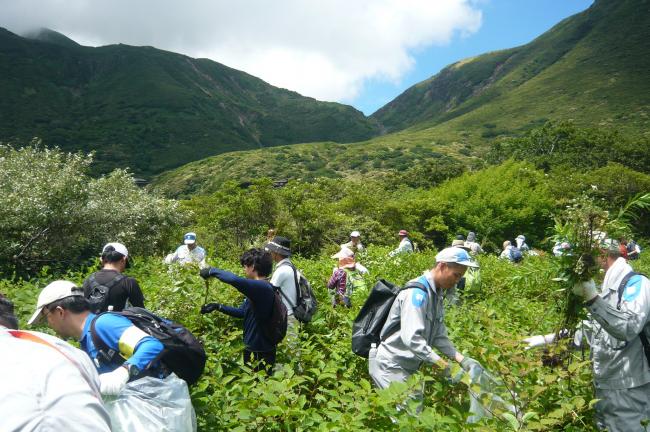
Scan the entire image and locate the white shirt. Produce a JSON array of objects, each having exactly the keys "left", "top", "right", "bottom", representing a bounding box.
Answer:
[
  {"left": 270, "top": 258, "right": 298, "bottom": 314},
  {"left": 164, "top": 244, "right": 207, "bottom": 268},
  {"left": 0, "top": 327, "right": 112, "bottom": 431}
]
